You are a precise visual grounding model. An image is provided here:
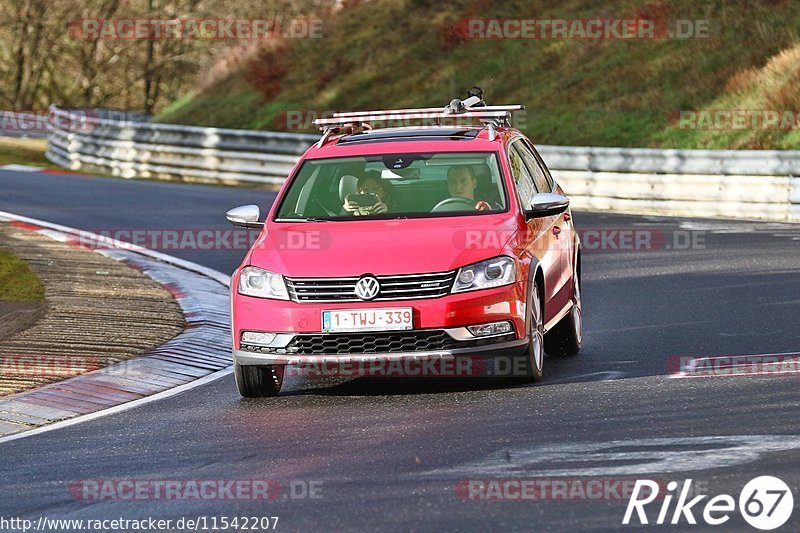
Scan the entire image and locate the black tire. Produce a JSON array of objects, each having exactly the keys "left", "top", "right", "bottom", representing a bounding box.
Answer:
[
  {"left": 520, "top": 281, "right": 545, "bottom": 382},
  {"left": 545, "top": 269, "right": 582, "bottom": 357},
  {"left": 234, "top": 362, "right": 285, "bottom": 397}
]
